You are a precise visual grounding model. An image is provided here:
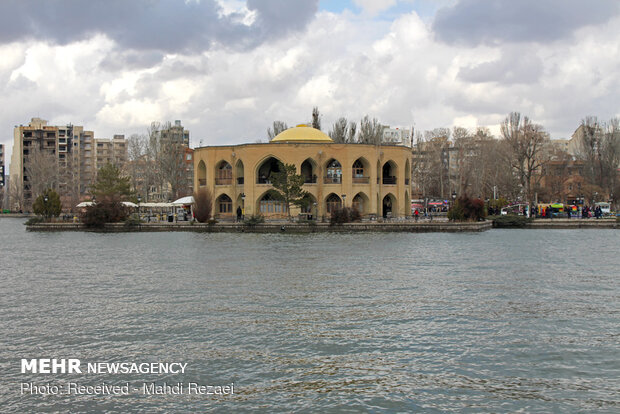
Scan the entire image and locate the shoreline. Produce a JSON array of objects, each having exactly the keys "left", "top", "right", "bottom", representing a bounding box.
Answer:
[{"left": 25, "top": 220, "right": 492, "bottom": 233}]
